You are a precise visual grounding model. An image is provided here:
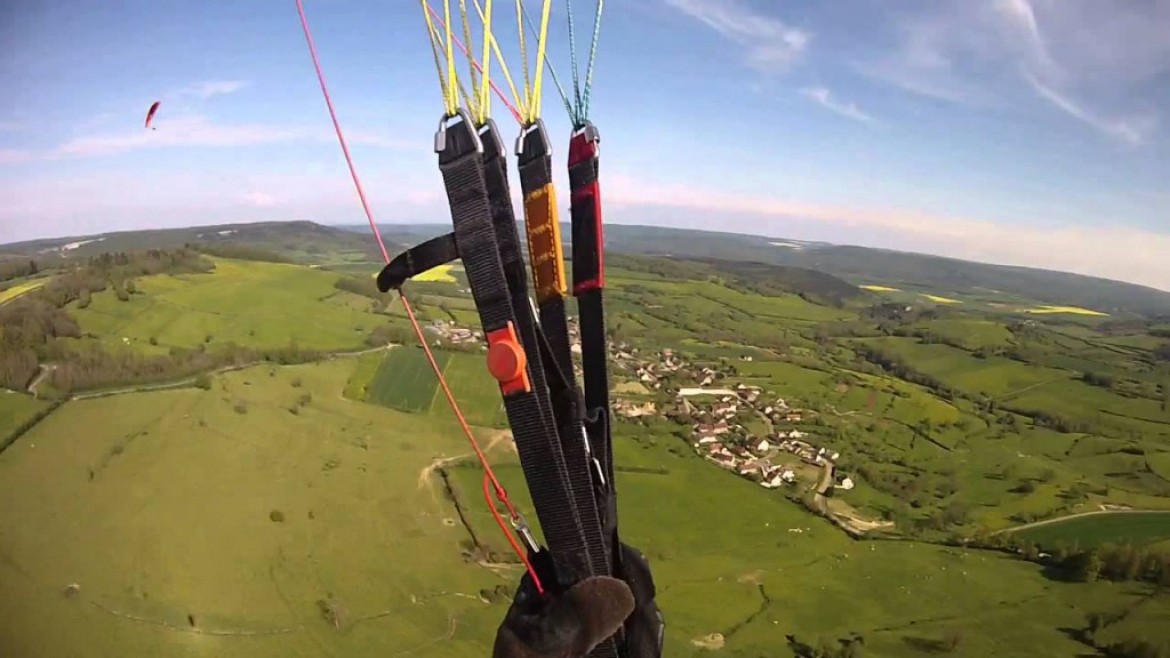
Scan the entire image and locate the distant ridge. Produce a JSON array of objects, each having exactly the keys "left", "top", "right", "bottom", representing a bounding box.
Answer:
[{"left": 4, "top": 220, "right": 1169, "bottom": 316}]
